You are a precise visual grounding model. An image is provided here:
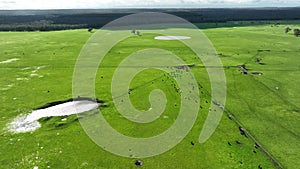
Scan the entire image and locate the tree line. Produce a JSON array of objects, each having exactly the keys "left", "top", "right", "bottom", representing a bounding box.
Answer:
[
  {"left": 0, "top": 8, "right": 300, "bottom": 32},
  {"left": 0, "top": 20, "right": 87, "bottom": 31}
]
